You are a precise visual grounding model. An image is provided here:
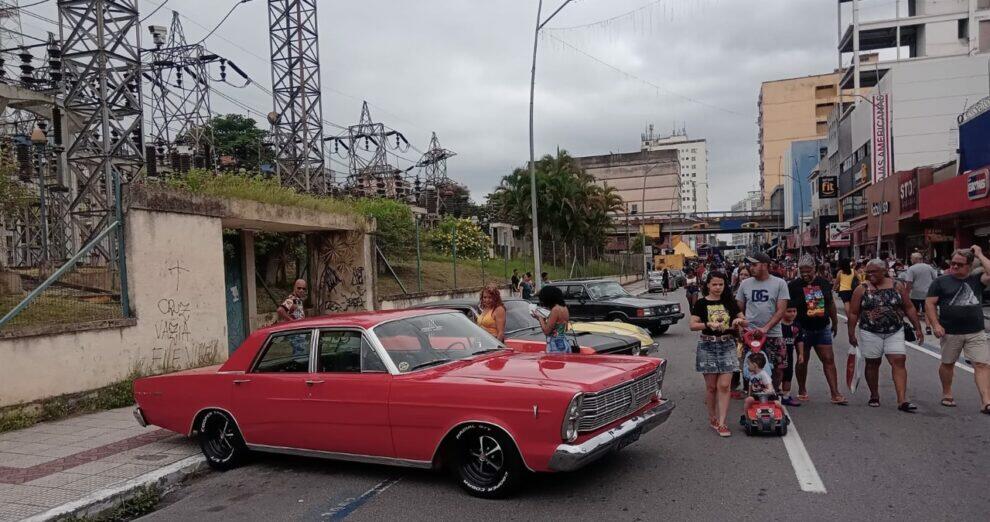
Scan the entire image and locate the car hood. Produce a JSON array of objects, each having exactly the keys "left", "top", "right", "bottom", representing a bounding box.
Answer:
[
  {"left": 576, "top": 322, "right": 653, "bottom": 346},
  {"left": 506, "top": 327, "right": 637, "bottom": 353},
  {"left": 608, "top": 296, "right": 676, "bottom": 308},
  {"left": 432, "top": 351, "right": 659, "bottom": 392}
]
